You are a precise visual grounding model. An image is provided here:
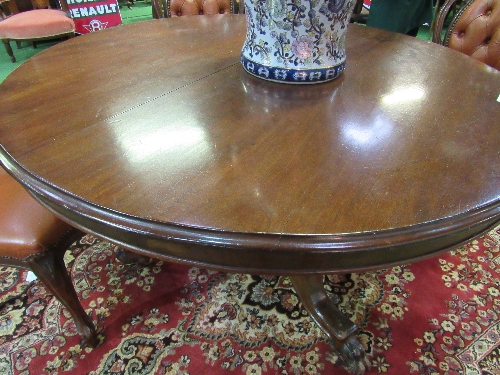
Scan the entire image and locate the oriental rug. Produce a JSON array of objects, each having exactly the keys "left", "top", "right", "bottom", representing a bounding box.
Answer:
[{"left": 1, "top": 224, "right": 500, "bottom": 375}]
